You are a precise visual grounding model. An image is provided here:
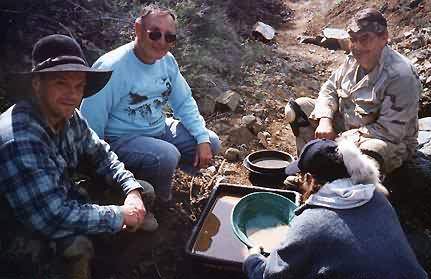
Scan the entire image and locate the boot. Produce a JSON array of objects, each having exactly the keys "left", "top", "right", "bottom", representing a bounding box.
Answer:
[
  {"left": 139, "top": 212, "right": 159, "bottom": 232},
  {"left": 50, "top": 255, "right": 92, "bottom": 279},
  {"left": 63, "top": 256, "right": 92, "bottom": 279},
  {"left": 284, "top": 99, "right": 311, "bottom": 136}
]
